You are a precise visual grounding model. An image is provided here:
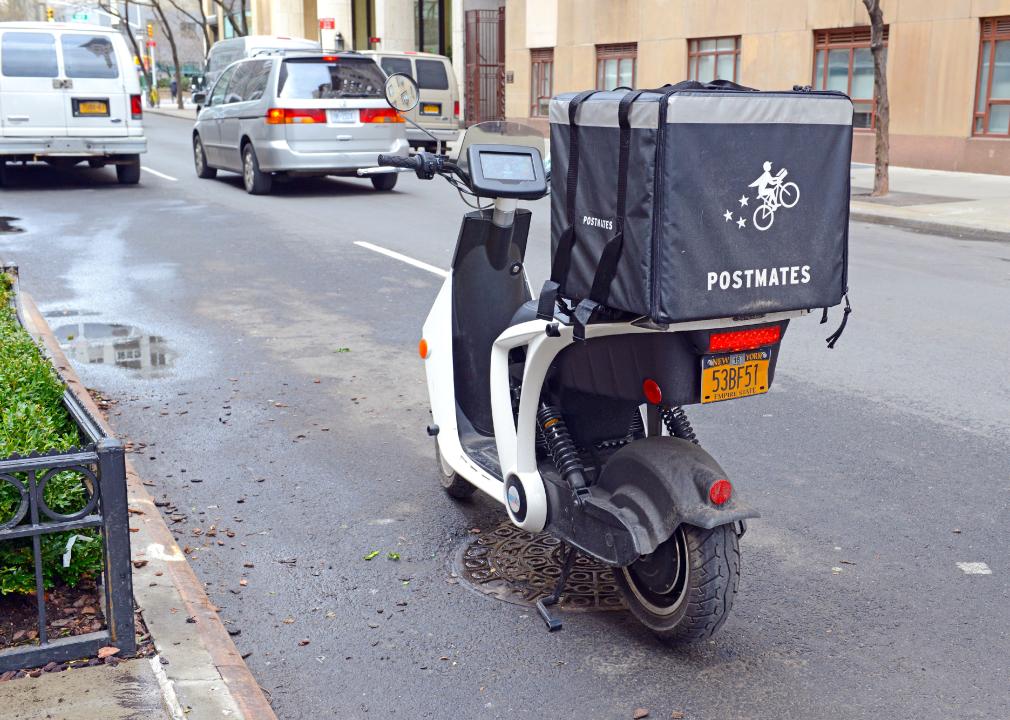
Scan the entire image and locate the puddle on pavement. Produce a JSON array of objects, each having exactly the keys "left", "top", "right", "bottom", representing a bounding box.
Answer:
[
  {"left": 0, "top": 216, "right": 24, "bottom": 234},
  {"left": 50, "top": 321, "right": 177, "bottom": 379}
]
